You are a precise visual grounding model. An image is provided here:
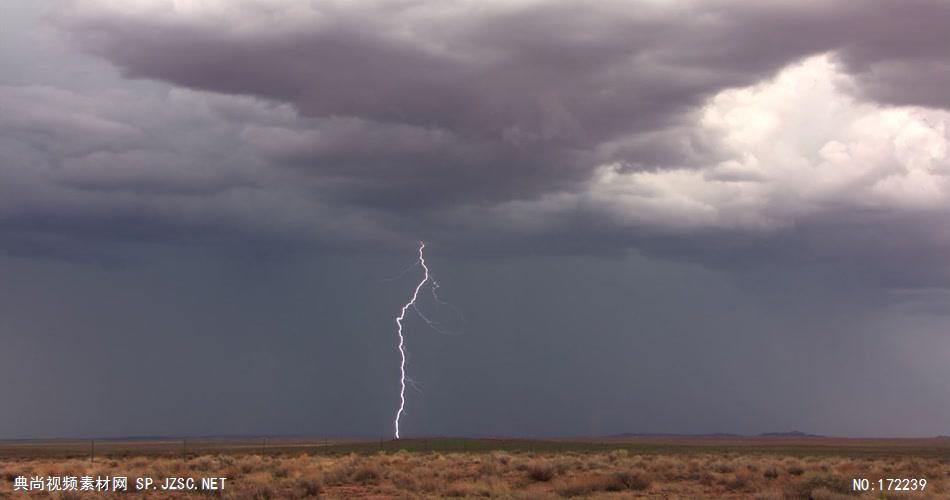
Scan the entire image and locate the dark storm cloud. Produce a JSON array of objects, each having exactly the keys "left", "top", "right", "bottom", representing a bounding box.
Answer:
[
  {"left": 0, "top": 82, "right": 404, "bottom": 260},
  {"left": 55, "top": 0, "right": 854, "bottom": 206},
  {"left": 830, "top": 1, "right": 950, "bottom": 109},
  {"left": 60, "top": 3, "right": 950, "bottom": 141},
  {"left": 3, "top": 0, "right": 948, "bottom": 275}
]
